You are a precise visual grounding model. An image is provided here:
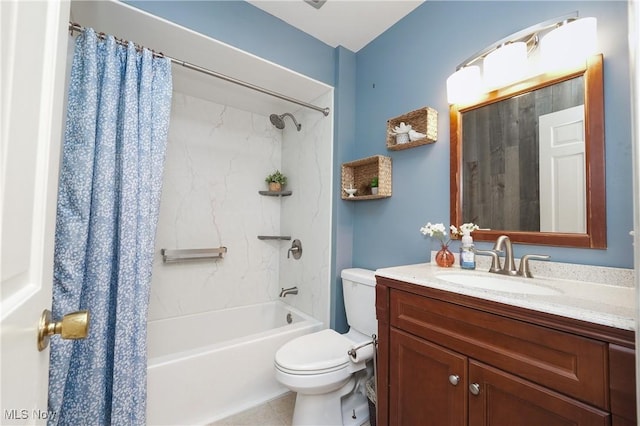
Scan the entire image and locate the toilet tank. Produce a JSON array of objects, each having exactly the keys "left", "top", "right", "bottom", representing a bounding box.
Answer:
[{"left": 341, "top": 268, "right": 377, "bottom": 338}]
